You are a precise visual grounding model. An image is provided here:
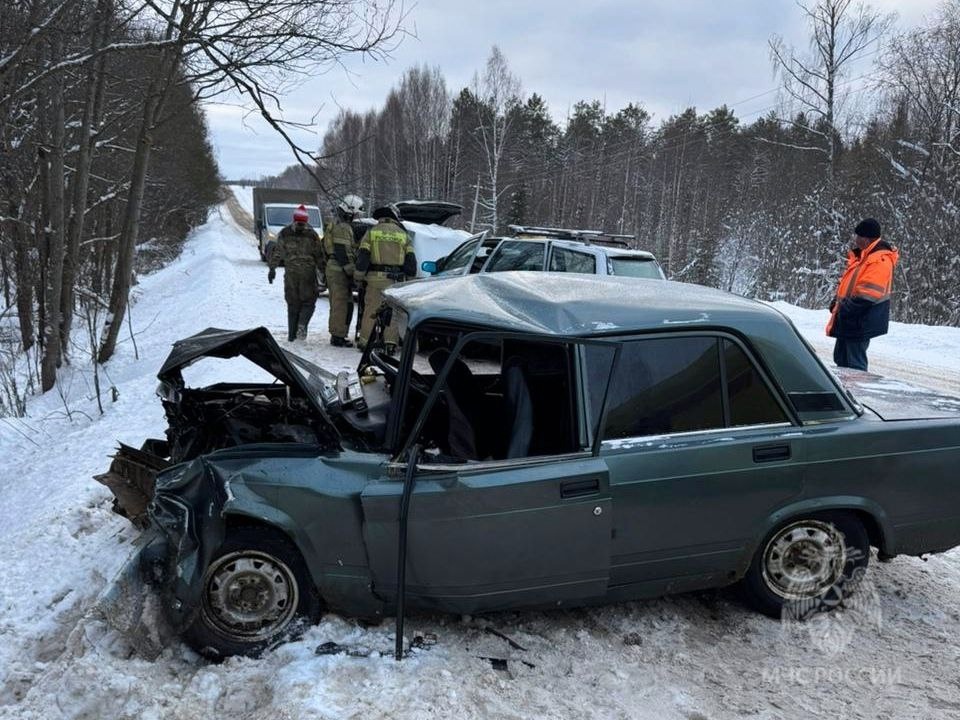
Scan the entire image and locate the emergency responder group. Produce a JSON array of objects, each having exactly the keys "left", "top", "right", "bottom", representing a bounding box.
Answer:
[{"left": 267, "top": 198, "right": 416, "bottom": 350}]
